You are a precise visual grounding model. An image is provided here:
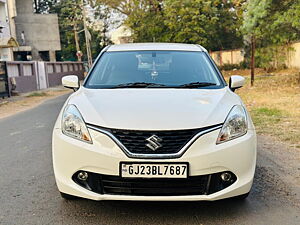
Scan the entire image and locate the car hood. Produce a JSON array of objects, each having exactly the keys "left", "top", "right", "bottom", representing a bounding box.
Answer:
[{"left": 68, "top": 87, "right": 242, "bottom": 130}]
